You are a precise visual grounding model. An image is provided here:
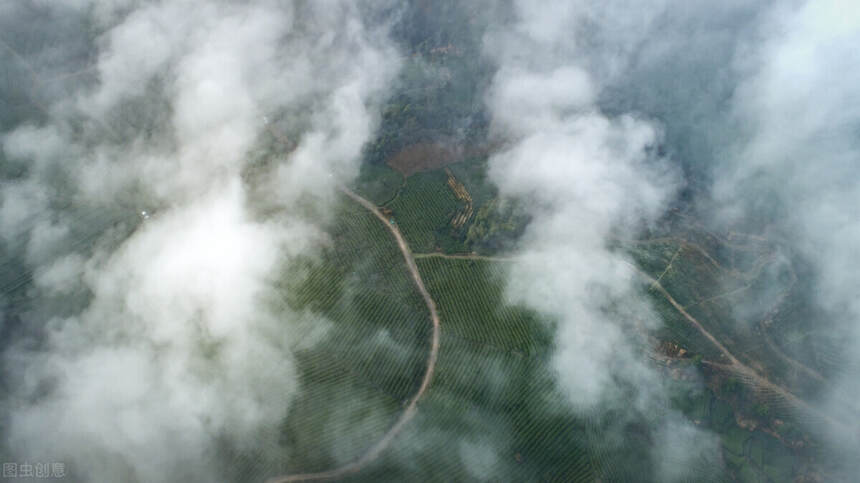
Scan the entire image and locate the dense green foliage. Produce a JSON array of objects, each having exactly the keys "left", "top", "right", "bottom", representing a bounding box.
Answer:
[
  {"left": 416, "top": 257, "right": 547, "bottom": 355},
  {"left": 351, "top": 257, "right": 600, "bottom": 482},
  {"left": 625, "top": 222, "right": 829, "bottom": 480},
  {"left": 386, "top": 169, "right": 465, "bottom": 253},
  {"left": 370, "top": 156, "right": 529, "bottom": 256},
  {"left": 365, "top": 2, "right": 493, "bottom": 165},
  {"left": 354, "top": 162, "right": 404, "bottom": 206},
  {"left": 465, "top": 198, "right": 530, "bottom": 255},
  {"left": 220, "top": 197, "right": 432, "bottom": 480}
]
